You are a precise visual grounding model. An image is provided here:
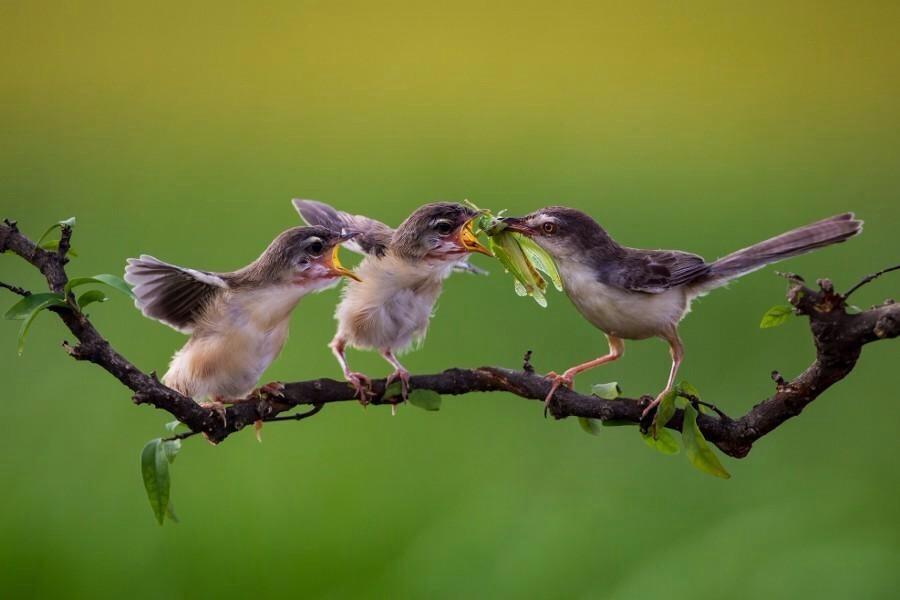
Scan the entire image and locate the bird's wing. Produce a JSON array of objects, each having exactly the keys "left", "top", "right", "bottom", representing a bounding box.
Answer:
[
  {"left": 292, "top": 199, "right": 393, "bottom": 257},
  {"left": 603, "top": 249, "right": 710, "bottom": 294},
  {"left": 124, "top": 255, "right": 228, "bottom": 333}
]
